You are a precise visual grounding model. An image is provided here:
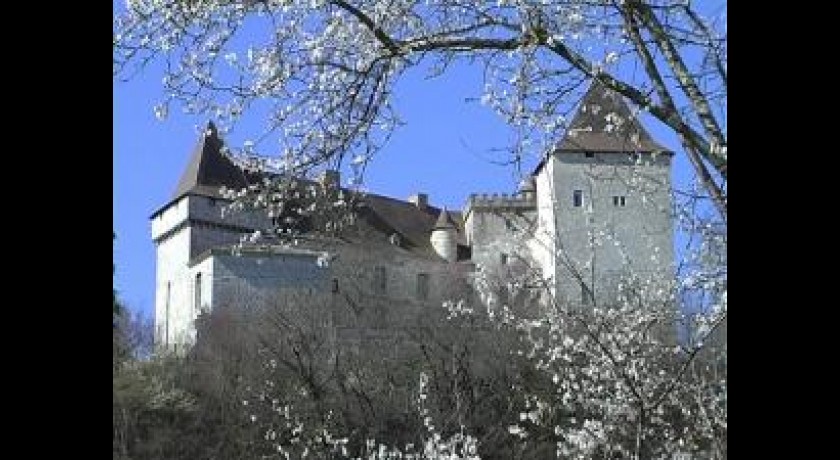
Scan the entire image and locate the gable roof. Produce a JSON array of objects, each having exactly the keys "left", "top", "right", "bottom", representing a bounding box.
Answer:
[{"left": 554, "top": 81, "right": 670, "bottom": 154}]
